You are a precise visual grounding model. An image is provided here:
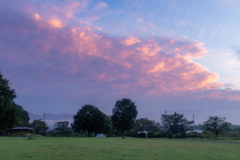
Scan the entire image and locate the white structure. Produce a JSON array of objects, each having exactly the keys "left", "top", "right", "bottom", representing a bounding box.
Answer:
[
  {"left": 96, "top": 133, "right": 106, "bottom": 137},
  {"left": 186, "top": 129, "right": 203, "bottom": 133},
  {"left": 137, "top": 131, "right": 149, "bottom": 138}
]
